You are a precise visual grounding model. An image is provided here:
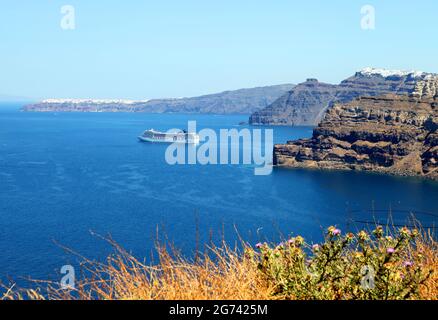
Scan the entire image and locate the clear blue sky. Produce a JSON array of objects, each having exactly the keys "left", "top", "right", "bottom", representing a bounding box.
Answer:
[{"left": 1, "top": 0, "right": 437, "bottom": 100}]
